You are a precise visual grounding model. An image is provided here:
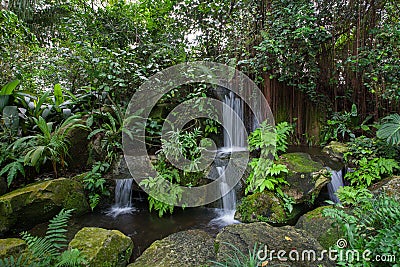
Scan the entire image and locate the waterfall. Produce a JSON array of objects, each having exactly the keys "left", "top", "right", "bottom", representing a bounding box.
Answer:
[
  {"left": 327, "top": 168, "right": 345, "bottom": 203},
  {"left": 107, "top": 178, "right": 136, "bottom": 217},
  {"left": 222, "top": 92, "right": 245, "bottom": 150},
  {"left": 217, "top": 166, "right": 236, "bottom": 211}
]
